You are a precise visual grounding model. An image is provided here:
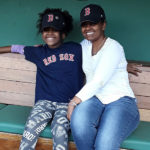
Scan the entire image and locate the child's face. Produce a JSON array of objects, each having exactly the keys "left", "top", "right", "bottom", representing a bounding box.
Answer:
[{"left": 42, "top": 27, "right": 63, "bottom": 49}]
